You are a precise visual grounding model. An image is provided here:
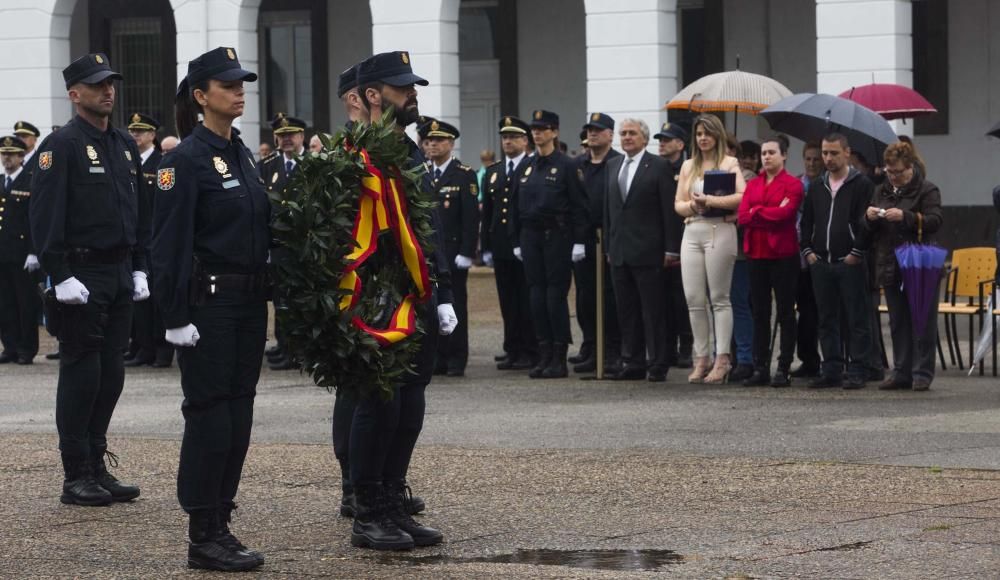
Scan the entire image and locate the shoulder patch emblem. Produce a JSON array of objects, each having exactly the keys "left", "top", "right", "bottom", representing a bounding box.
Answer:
[
  {"left": 38, "top": 151, "right": 52, "bottom": 170},
  {"left": 157, "top": 167, "right": 175, "bottom": 190}
]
